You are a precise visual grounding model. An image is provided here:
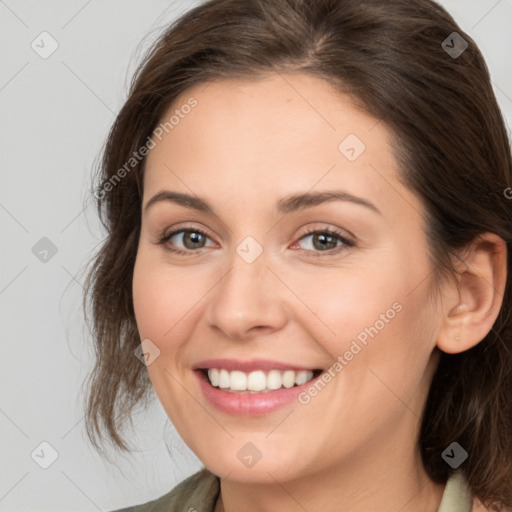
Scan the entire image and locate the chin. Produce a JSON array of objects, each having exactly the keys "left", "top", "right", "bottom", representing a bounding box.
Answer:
[{"left": 197, "top": 446, "right": 307, "bottom": 484}]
